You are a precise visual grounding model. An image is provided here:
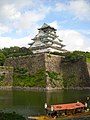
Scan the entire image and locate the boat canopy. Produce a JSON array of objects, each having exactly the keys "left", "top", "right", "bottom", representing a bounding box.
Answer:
[{"left": 47, "top": 102, "right": 85, "bottom": 111}]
